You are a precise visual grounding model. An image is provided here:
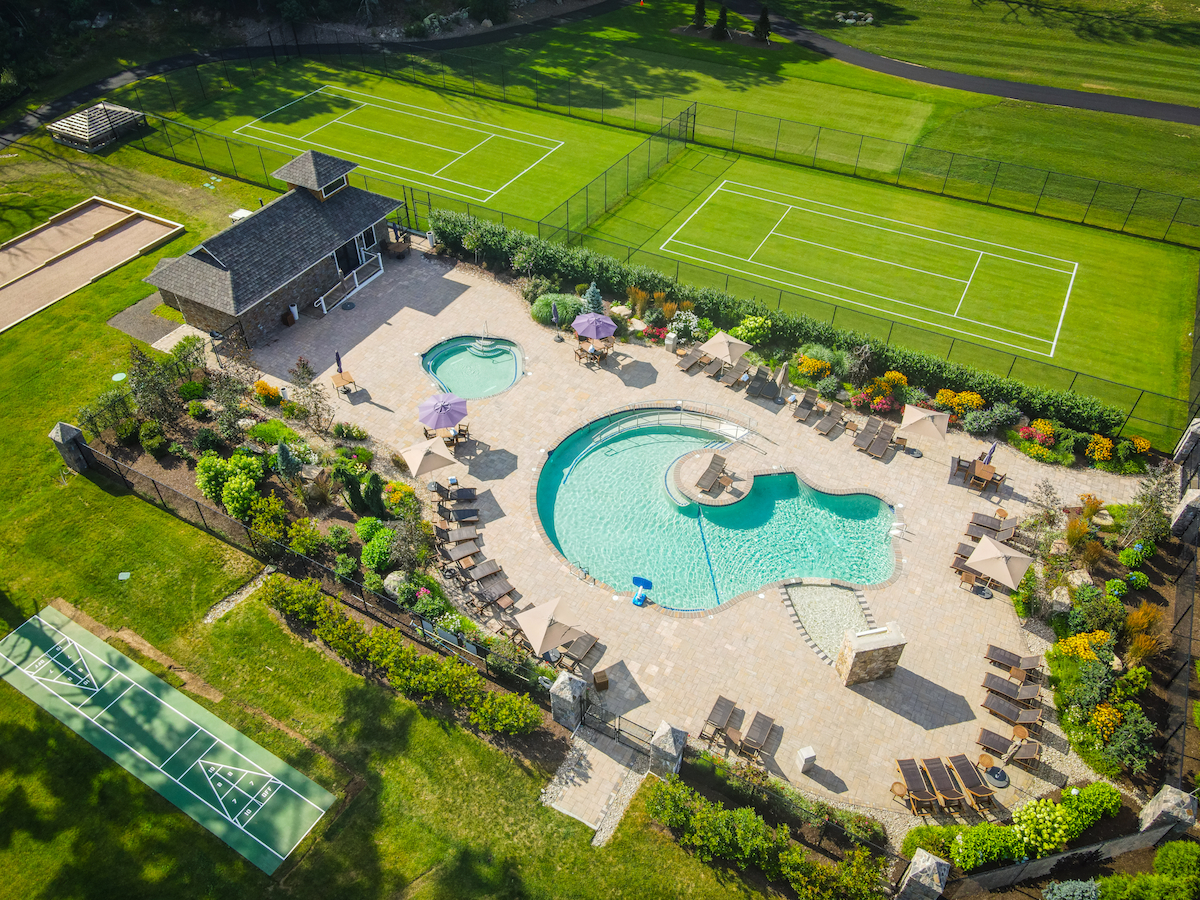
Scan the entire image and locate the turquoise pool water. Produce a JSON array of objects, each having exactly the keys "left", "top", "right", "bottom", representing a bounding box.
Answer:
[
  {"left": 422, "top": 336, "right": 522, "bottom": 399},
  {"left": 536, "top": 412, "right": 895, "bottom": 610}
]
